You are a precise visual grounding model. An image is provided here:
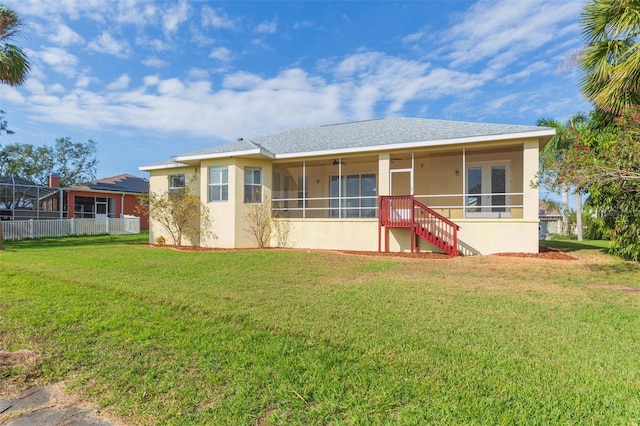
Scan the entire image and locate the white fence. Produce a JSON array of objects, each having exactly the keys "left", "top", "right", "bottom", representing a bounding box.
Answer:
[{"left": 1, "top": 217, "right": 140, "bottom": 241}]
